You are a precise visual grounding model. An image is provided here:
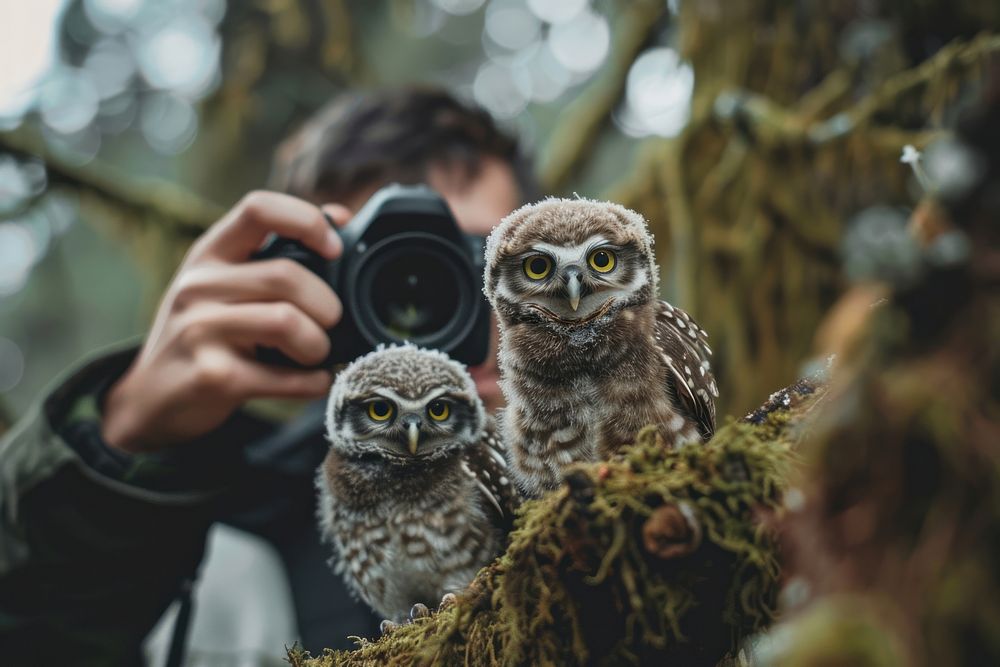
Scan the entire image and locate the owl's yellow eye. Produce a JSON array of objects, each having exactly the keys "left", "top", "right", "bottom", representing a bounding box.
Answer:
[
  {"left": 367, "top": 400, "right": 394, "bottom": 422},
  {"left": 427, "top": 400, "right": 450, "bottom": 421},
  {"left": 588, "top": 249, "right": 616, "bottom": 273},
  {"left": 523, "top": 254, "right": 552, "bottom": 280}
]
